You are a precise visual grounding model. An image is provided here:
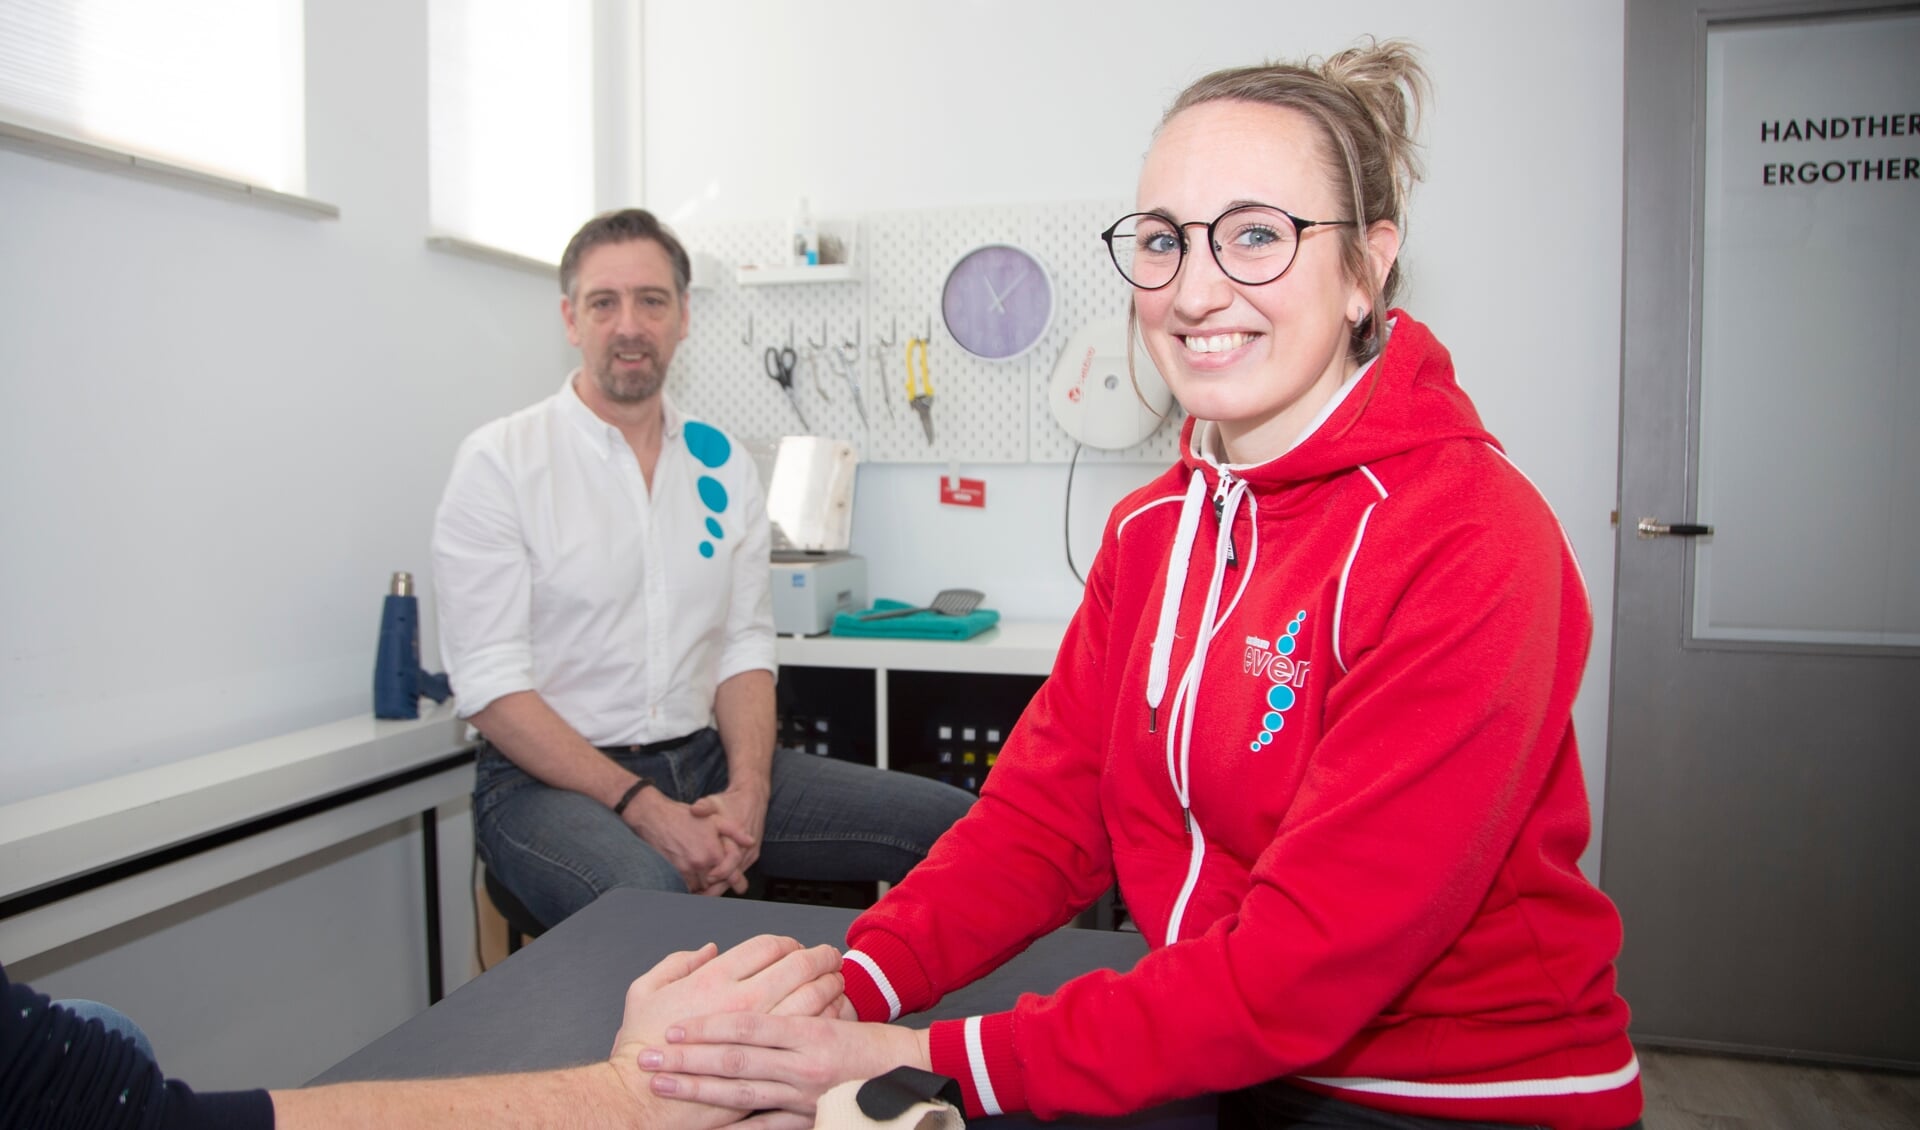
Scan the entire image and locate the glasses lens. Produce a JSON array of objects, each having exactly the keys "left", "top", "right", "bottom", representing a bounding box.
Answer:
[
  {"left": 1211, "top": 205, "right": 1301, "bottom": 285},
  {"left": 1107, "top": 214, "right": 1181, "bottom": 289}
]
